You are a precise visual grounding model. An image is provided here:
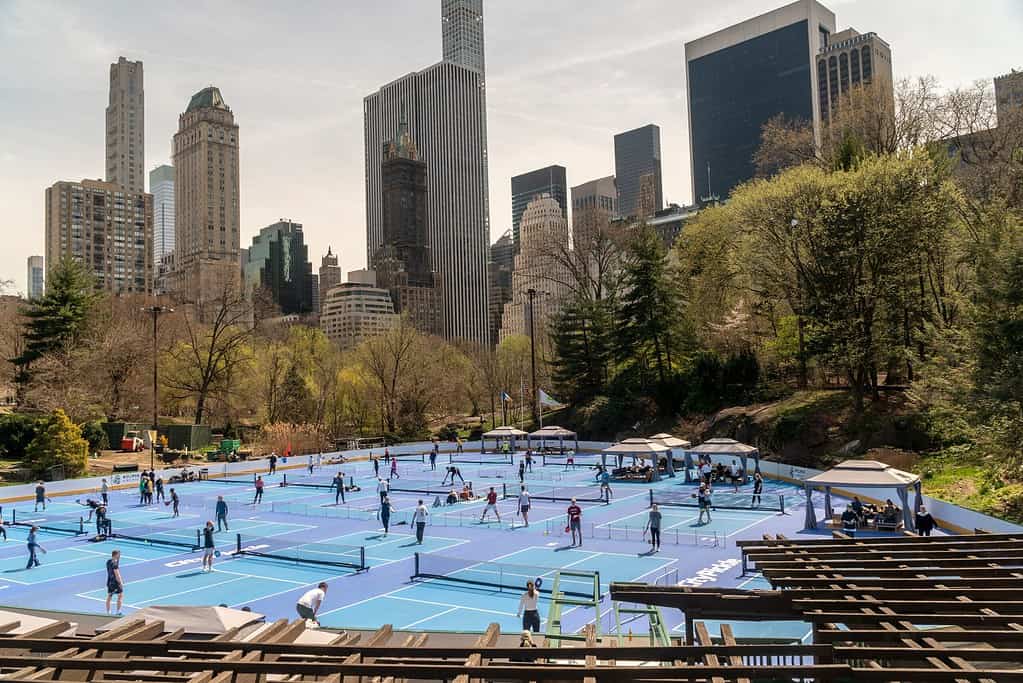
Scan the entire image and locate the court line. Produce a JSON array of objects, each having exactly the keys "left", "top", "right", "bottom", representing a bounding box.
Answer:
[{"left": 400, "top": 606, "right": 460, "bottom": 629}]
